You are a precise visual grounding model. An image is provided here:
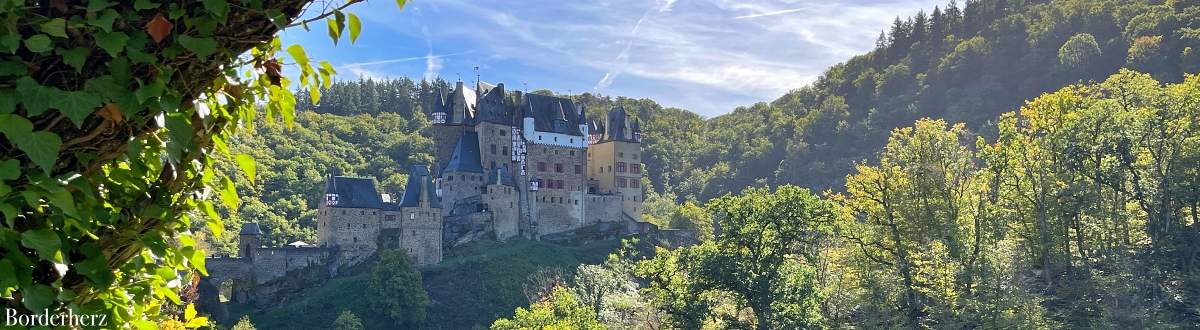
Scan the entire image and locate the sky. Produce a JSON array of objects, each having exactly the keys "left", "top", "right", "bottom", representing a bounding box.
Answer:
[{"left": 281, "top": 0, "right": 944, "bottom": 118}]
